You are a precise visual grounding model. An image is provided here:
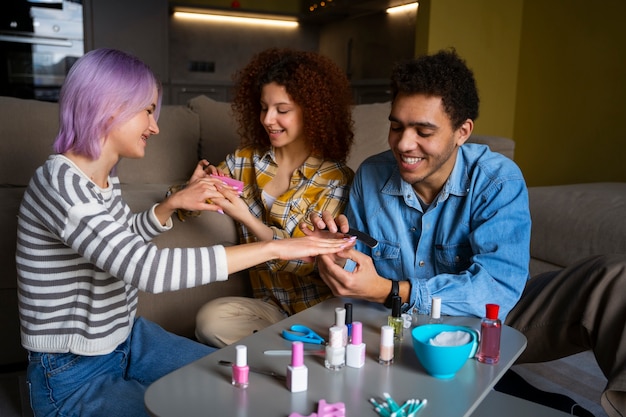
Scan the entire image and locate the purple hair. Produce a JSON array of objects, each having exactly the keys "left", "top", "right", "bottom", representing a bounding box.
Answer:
[{"left": 53, "top": 48, "right": 162, "bottom": 159}]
